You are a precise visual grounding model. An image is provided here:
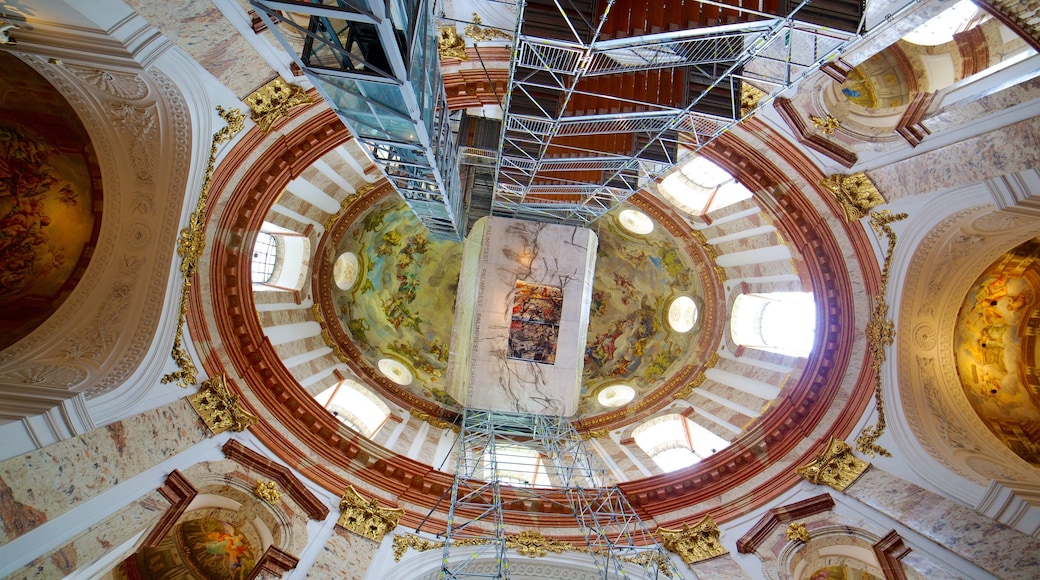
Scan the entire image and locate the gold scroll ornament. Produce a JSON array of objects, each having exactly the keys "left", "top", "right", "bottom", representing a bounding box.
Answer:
[
  {"left": 338, "top": 485, "right": 403, "bottom": 542},
  {"left": 658, "top": 514, "right": 728, "bottom": 564},
  {"left": 187, "top": 373, "right": 258, "bottom": 434},
  {"left": 244, "top": 77, "right": 313, "bottom": 133},
  {"left": 797, "top": 438, "right": 869, "bottom": 491}
]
